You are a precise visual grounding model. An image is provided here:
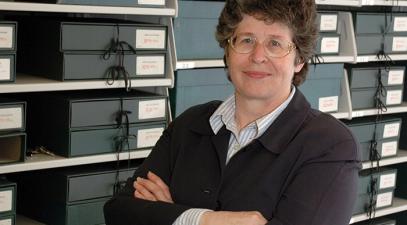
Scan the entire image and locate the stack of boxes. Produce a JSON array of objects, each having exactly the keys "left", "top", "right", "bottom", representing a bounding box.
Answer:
[
  {"left": 315, "top": 12, "right": 341, "bottom": 56},
  {"left": 27, "top": 90, "right": 167, "bottom": 157},
  {"left": 0, "top": 21, "right": 16, "bottom": 83},
  {"left": 17, "top": 18, "right": 168, "bottom": 82},
  {"left": 0, "top": 98, "right": 26, "bottom": 164},
  {"left": 354, "top": 168, "right": 398, "bottom": 215},
  {"left": 299, "top": 12, "right": 343, "bottom": 113},
  {"left": 346, "top": 64, "right": 405, "bottom": 110},
  {"left": 0, "top": 178, "right": 16, "bottom": 225},
  {"left": 354, "top": 13, "right": 407, "bottom": 56},
  {"left": 13, "top": 164, "right": 138, "bottom": 225},
  {"left": 171, "top": 0, "right": 233, "bottom": 117}
]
